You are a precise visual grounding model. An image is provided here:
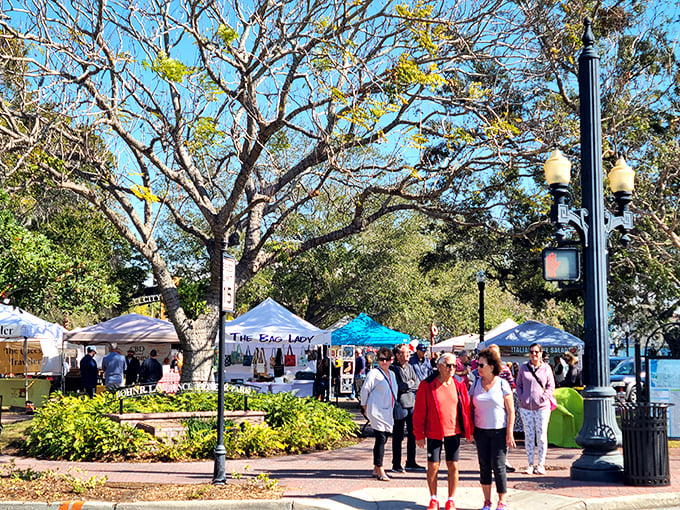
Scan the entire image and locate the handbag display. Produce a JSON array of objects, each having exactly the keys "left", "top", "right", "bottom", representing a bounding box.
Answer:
[
  {"left": 224, "top": 349, "right": 232, "bottom": 367},
  {"left": 284, "top": 346, "right": 296, "bottom": 367},
  {"left": 242, "top": 346, "right": 253, "bottom": 367},
  {"left": 274, "top": 347, "right": 284, "bottom": 377},
  {"left": 254, "top": 348, "right": 266, "bottom": 375},
  {"left": 298, "top": 350, "right": 308, "bottom": 367},
  {"left": 230, "top": 345, "right": 243, "bottom": 365}
]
